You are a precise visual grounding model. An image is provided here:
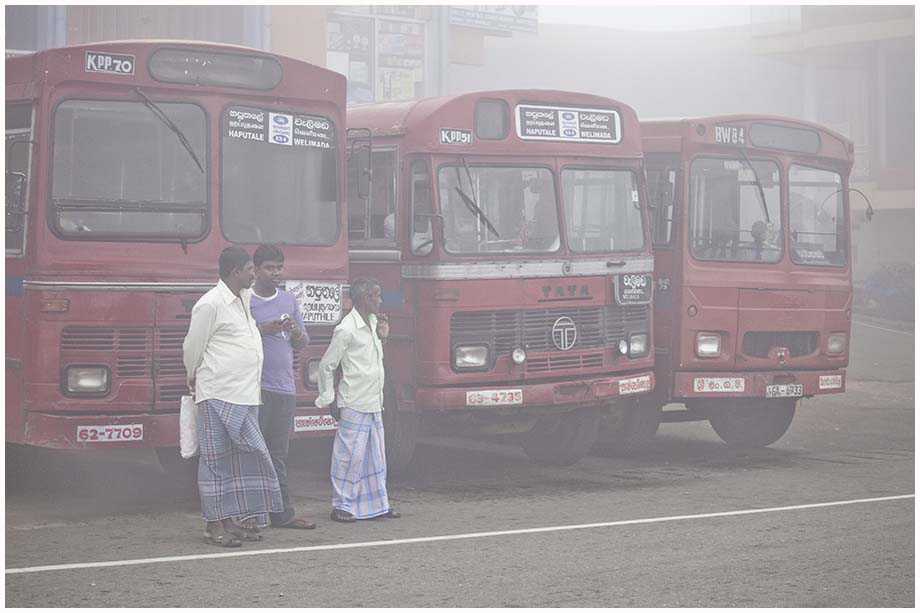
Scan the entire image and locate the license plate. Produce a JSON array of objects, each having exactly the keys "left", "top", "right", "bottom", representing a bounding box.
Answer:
[
  {"left": 693, "top": 377, "right": 746, "bottom": 393},
  {"left": 819, "top": 375, "right": 843, "bottom": 390},
  {"left": 765, "top": 384, "right": 803, "bottom": 398},
  {"left": 466, "top": 389, "right": 523, "bottom": 406},
  {"left": 619, "top": 375, "right": 652, "bottom": 395},
  {"left": 293, "top": 415, "right": 338, "bottom": 432},
  {"left": 77, "top": 424, "right": 143, "bottom": 443}
]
